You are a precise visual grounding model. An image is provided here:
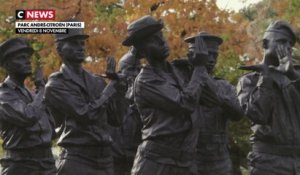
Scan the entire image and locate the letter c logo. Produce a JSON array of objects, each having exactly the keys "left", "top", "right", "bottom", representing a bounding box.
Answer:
[{"left": 16, "top": 10, "right": 25, "bottom": 19}]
